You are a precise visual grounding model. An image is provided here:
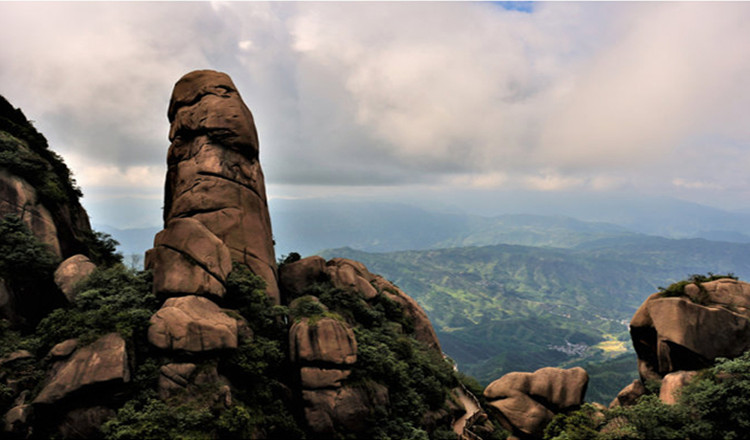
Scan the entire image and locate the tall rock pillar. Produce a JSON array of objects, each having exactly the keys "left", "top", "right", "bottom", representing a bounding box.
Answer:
[{"left": 147, "top": 70, "right": 279, "bottom": 303}]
